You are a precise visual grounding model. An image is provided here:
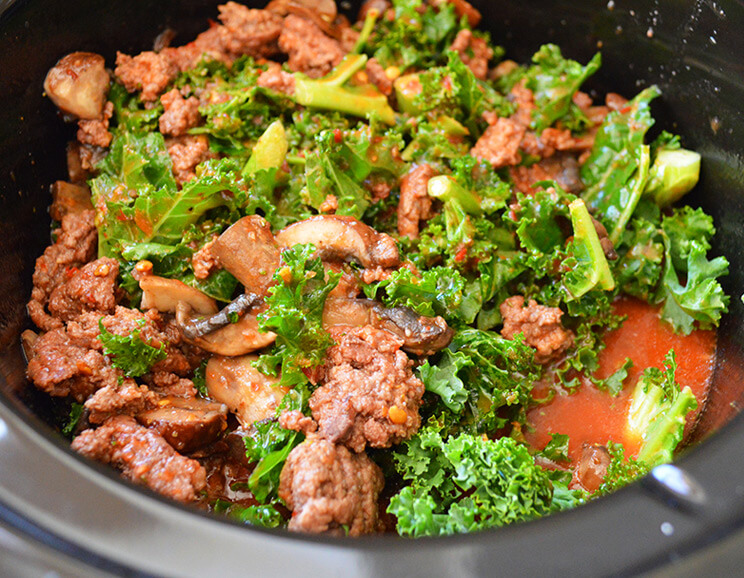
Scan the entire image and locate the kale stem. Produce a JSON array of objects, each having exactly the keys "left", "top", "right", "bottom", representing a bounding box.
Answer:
[{"left": 351, "top": 8, "right": 380, "bottom": 55}]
